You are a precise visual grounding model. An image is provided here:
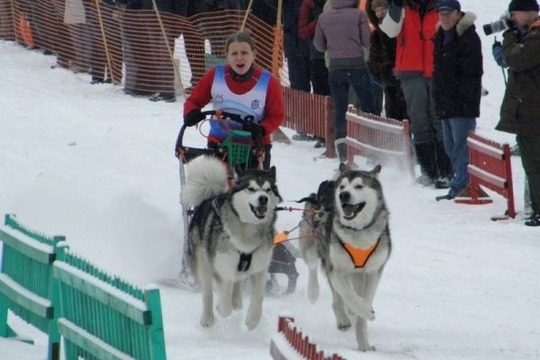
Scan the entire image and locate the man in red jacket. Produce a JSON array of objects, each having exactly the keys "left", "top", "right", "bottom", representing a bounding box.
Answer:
[{"left": 380, "top": 0, "right": 452, "bottom": 188}]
